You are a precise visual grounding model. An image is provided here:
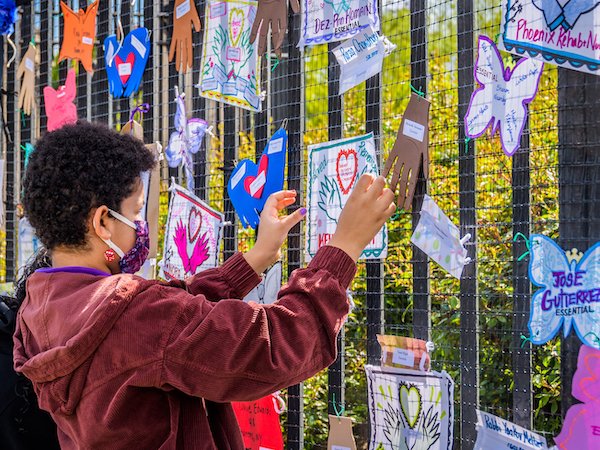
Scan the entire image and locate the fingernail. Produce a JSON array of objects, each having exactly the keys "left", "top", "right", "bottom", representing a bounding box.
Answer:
[{"left": 300, "top": 207, "right": 307, "bottom": 216}]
